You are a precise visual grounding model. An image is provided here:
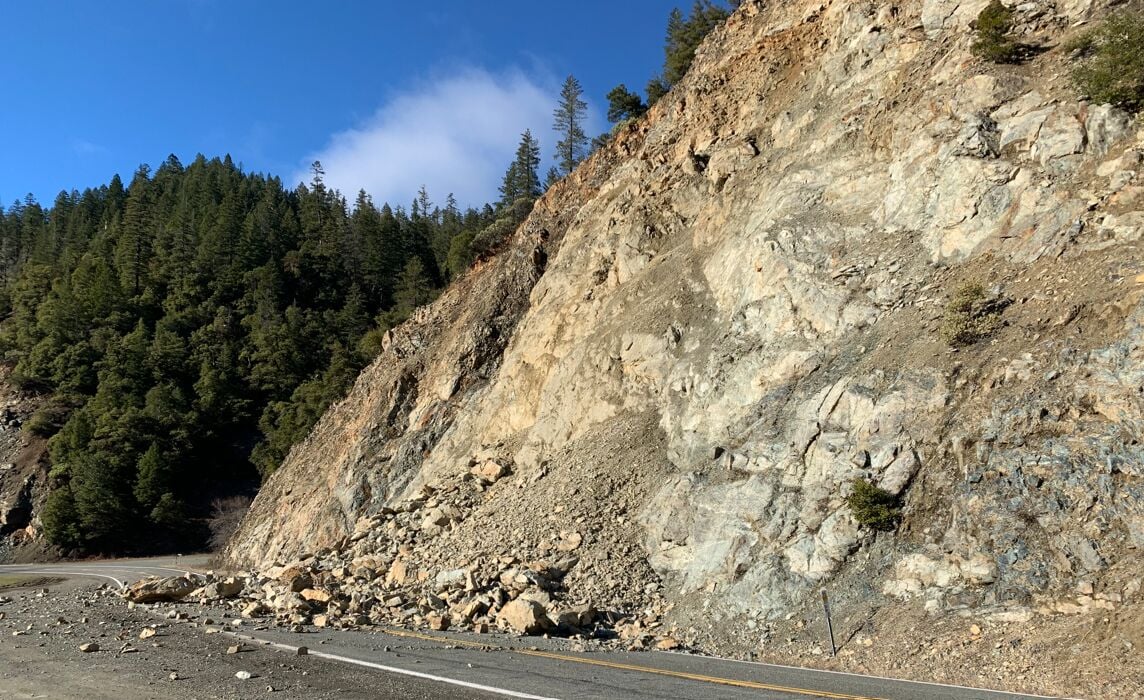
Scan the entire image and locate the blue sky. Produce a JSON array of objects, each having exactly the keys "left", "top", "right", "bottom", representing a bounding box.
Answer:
[{"left": 0, "top": 1, "right": 684, "bottom": 209}]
